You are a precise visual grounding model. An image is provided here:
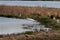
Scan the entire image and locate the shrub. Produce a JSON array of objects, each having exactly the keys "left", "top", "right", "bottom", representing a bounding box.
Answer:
[
  {"left": 39, "top": 17, "right": 53, "bottom": 24},
  {"left": 37, "top": 16, "right": 60, "bottom": 30}
]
